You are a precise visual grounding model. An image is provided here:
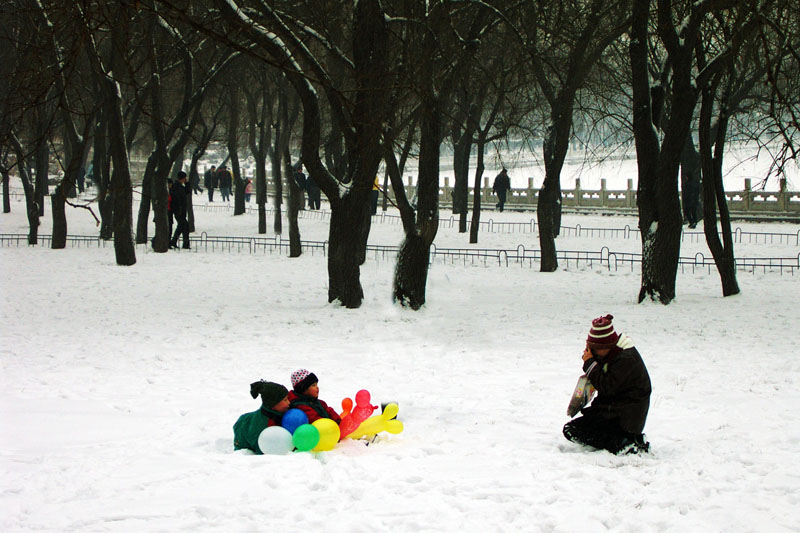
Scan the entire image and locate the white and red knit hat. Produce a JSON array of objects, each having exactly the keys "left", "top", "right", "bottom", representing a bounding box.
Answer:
[
  {"left": 586, "top": 314, "right": 619, "bottom": 349},
  {"left": 290, "top": 369, "right": 318, "bottom": 393}
]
